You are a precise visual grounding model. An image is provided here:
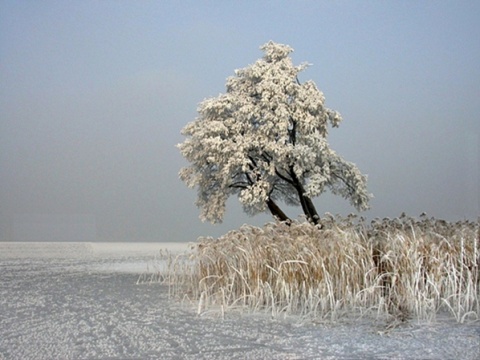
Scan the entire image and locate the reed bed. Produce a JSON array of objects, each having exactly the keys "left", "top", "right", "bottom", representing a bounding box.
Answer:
[{"left": 165, "top": 214, "right": 479, "bottom": 323}]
